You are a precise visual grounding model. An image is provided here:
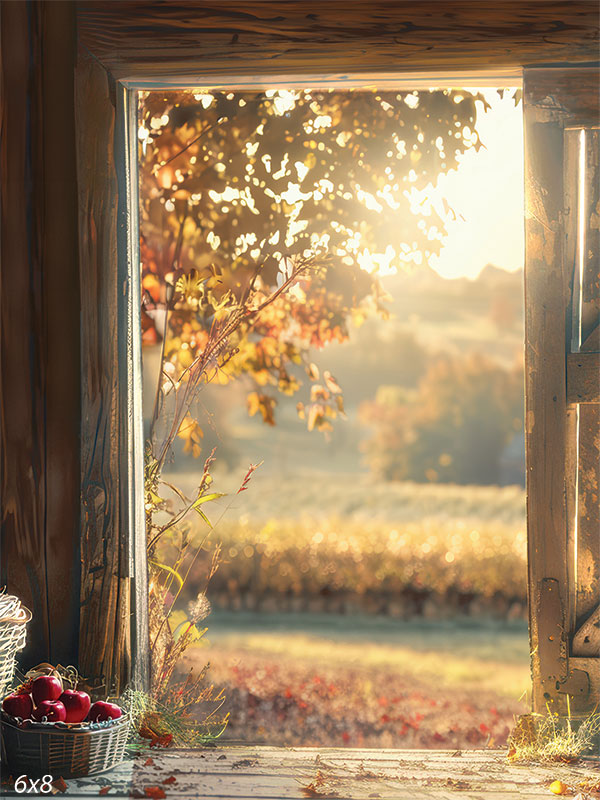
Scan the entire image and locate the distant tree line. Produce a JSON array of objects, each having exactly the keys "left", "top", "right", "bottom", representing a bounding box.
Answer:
[{"left": 359, "top": 352, "right": 524, "bottom": 485}]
